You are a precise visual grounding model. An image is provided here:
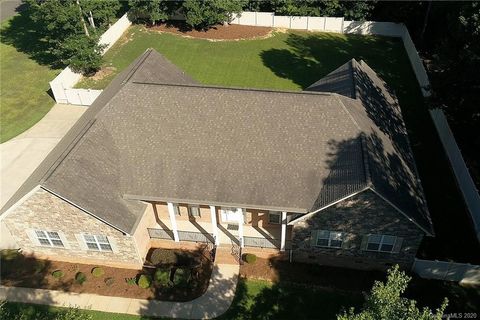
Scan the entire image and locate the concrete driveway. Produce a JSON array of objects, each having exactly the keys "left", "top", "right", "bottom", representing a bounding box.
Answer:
[
  {"left": 0, "top": 0, "right": 23, "bottom": 22},
  {"left": 0, "top": 104, "right": 86, "bottom": 209}
]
